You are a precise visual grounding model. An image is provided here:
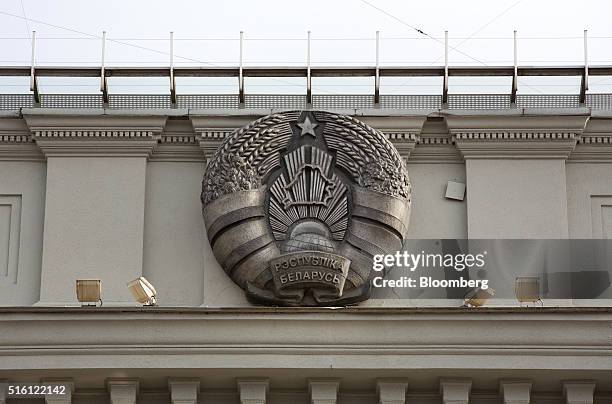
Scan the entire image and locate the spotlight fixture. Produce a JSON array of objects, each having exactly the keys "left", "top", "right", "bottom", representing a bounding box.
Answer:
[
  {"left": 127, "top": 277, "right": 157, "bottom": 306},
  {"left": 463, "top": 287, "right": 495, "bottom": 307},
  {"left": 515, "top": 276, "right": 542, "bottom": 306},
  {"left": 76, "top": 279, "right": 102, "bottom": 306}
]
